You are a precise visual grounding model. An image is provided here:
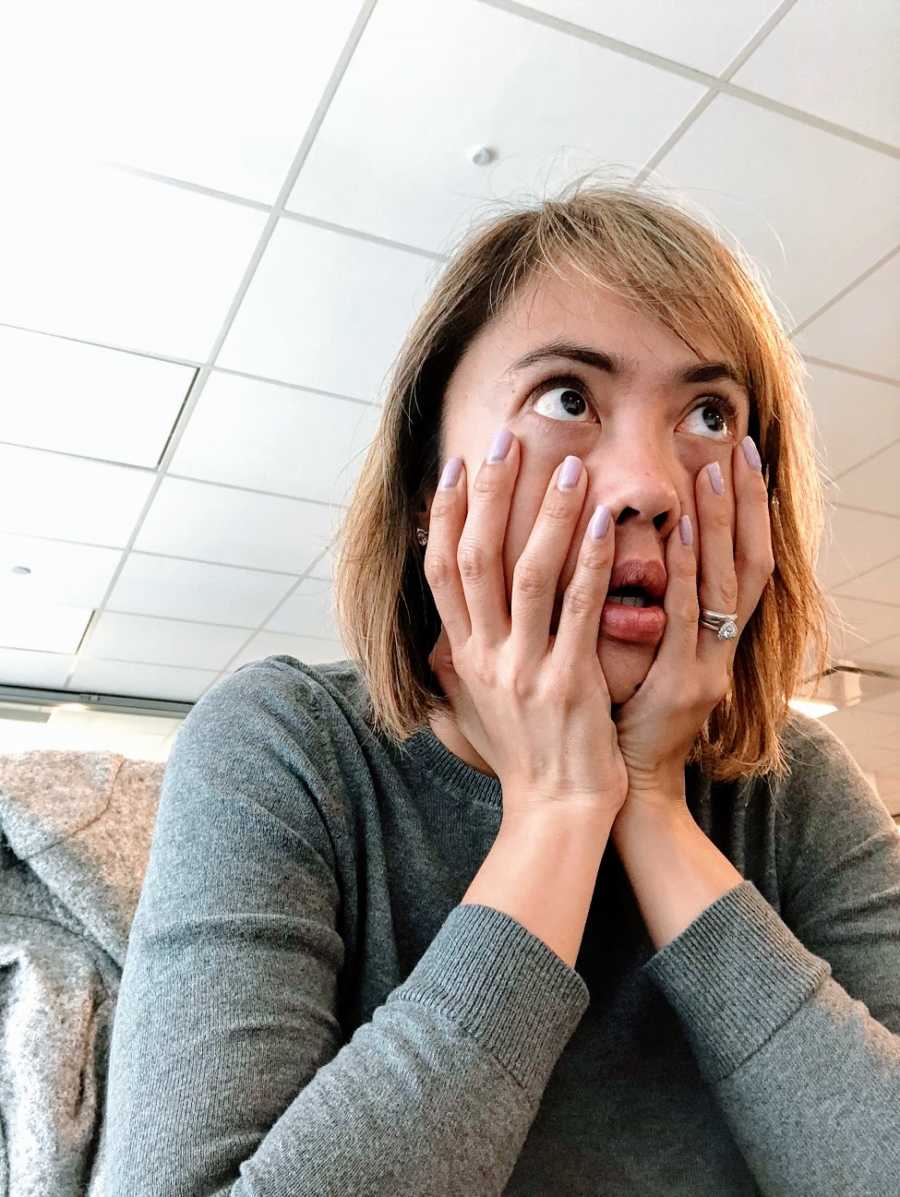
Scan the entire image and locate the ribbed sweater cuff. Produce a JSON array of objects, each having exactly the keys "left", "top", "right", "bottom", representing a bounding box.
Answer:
[
  {"left": 641, "top": 879, "right": 831, "bottom": 1083},
  {"left": 388, "top": 901, "right": 590, "bottom": 1102}
]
